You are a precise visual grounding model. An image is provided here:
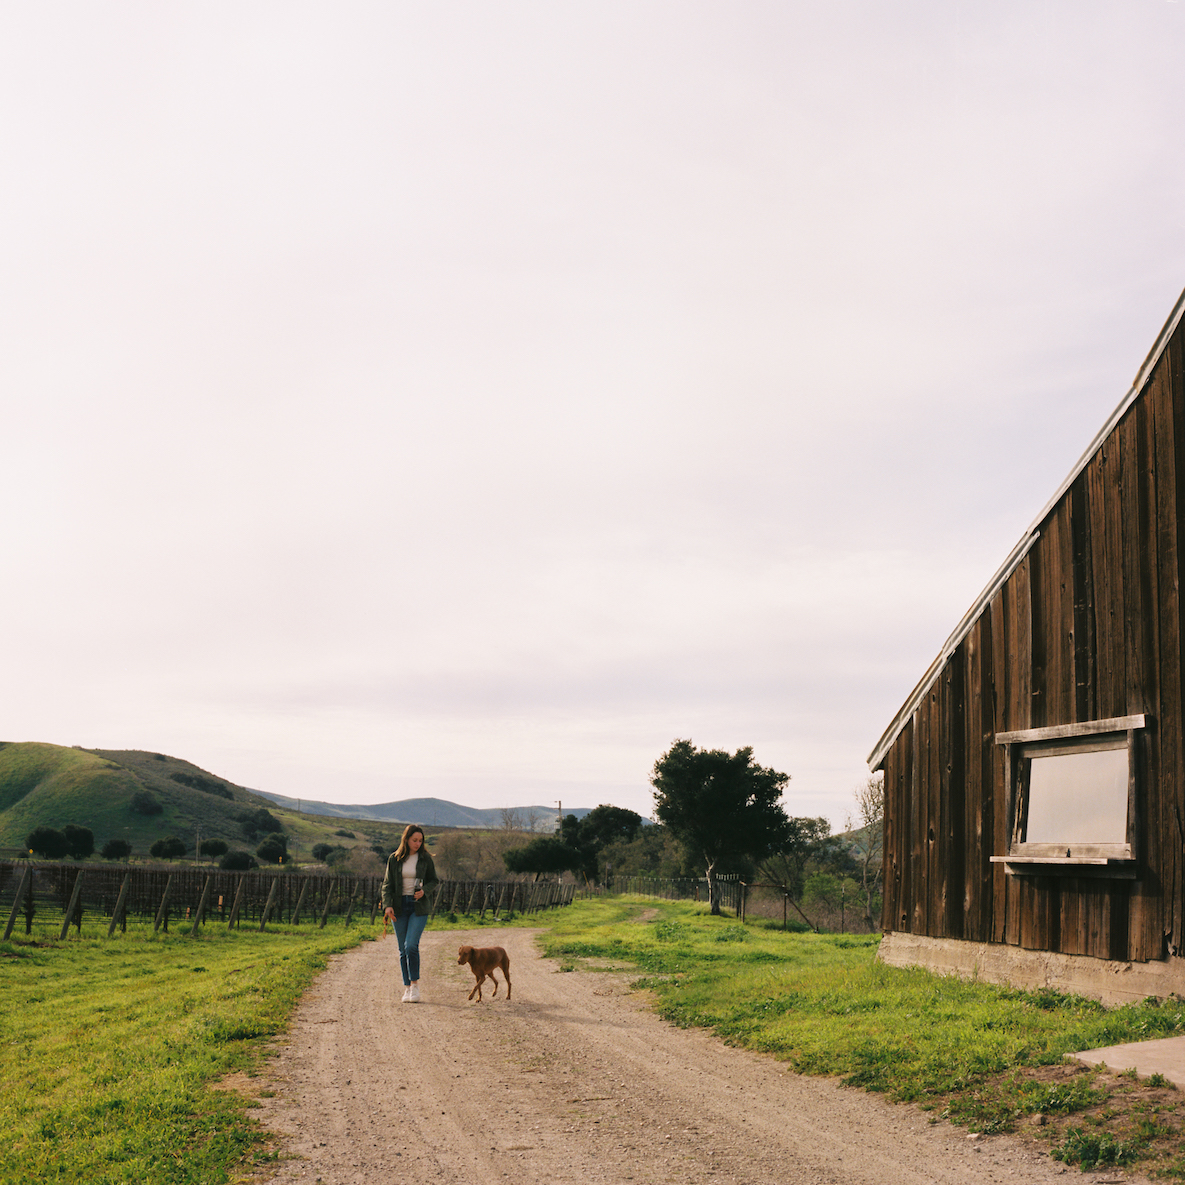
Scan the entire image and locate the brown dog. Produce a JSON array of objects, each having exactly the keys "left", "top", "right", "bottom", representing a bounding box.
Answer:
[{"left": 457, "top": 944, "right": 512, "bottom": 1002}]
